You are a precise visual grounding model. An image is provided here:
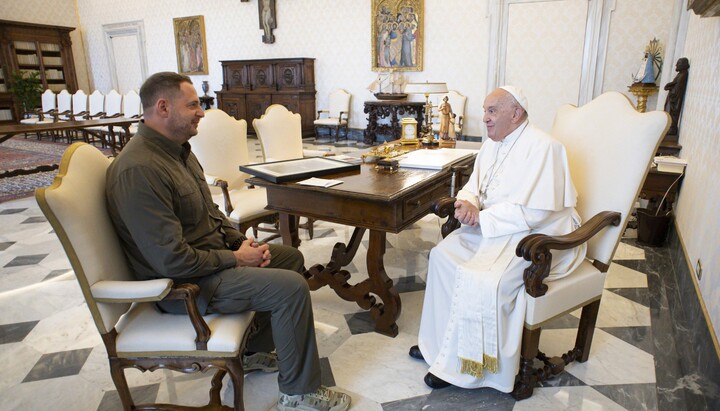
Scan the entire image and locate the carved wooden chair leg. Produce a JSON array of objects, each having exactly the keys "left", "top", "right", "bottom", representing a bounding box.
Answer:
[
  {"left": 225, "top": 358, "right": 246, "bottom": 411},
  {"left": 208, "top": 369, "right": 226, "bottom": 406},
  {"left": 108, "top": 359, "right": 133, "bottom": 411},
  {"left": 512, "top": 327, "right": 541, "bottom": 400},
  {"left": 575, "top": 299, "right": 601, "bottom": 362},
  {"left": 335, "top": 125, "right": 340, "bottom": 142}
]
